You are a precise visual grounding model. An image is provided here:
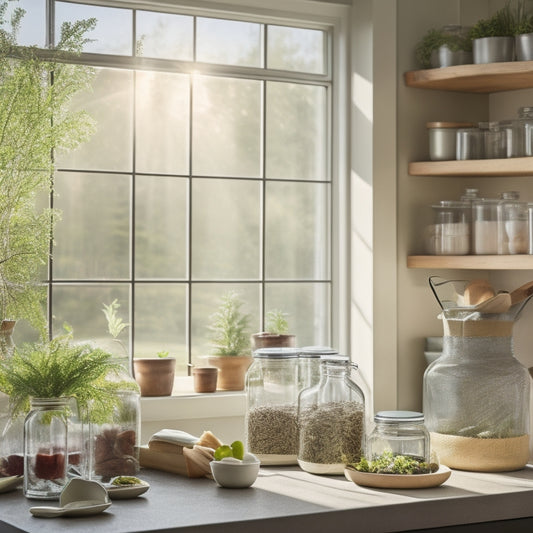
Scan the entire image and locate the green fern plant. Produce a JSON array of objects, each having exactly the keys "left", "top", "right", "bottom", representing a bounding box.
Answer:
[
  {"left": 208, "top": 291, "right": 251, "bottom": 356},
  {"left": 0, "top": 332, "right": 135, "bottom": 423},
  {"left": 0, "top": 1, "right": 96, "bottom": 336},
  {"left": 265, "top": 309, "right": 290, "bottom": 335}
]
